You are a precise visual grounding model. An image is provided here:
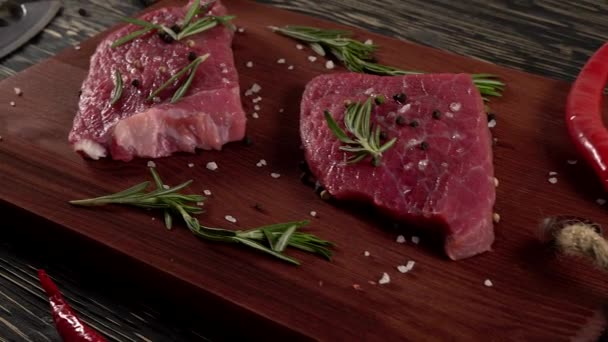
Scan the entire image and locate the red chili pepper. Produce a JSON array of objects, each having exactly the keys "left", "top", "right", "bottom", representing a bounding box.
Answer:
[
  {"left": 38, "top": 269, "right": 107, "bottom": 342},
  {"left": 566, "top": 42, "right": 608, "bottom": 191}
]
